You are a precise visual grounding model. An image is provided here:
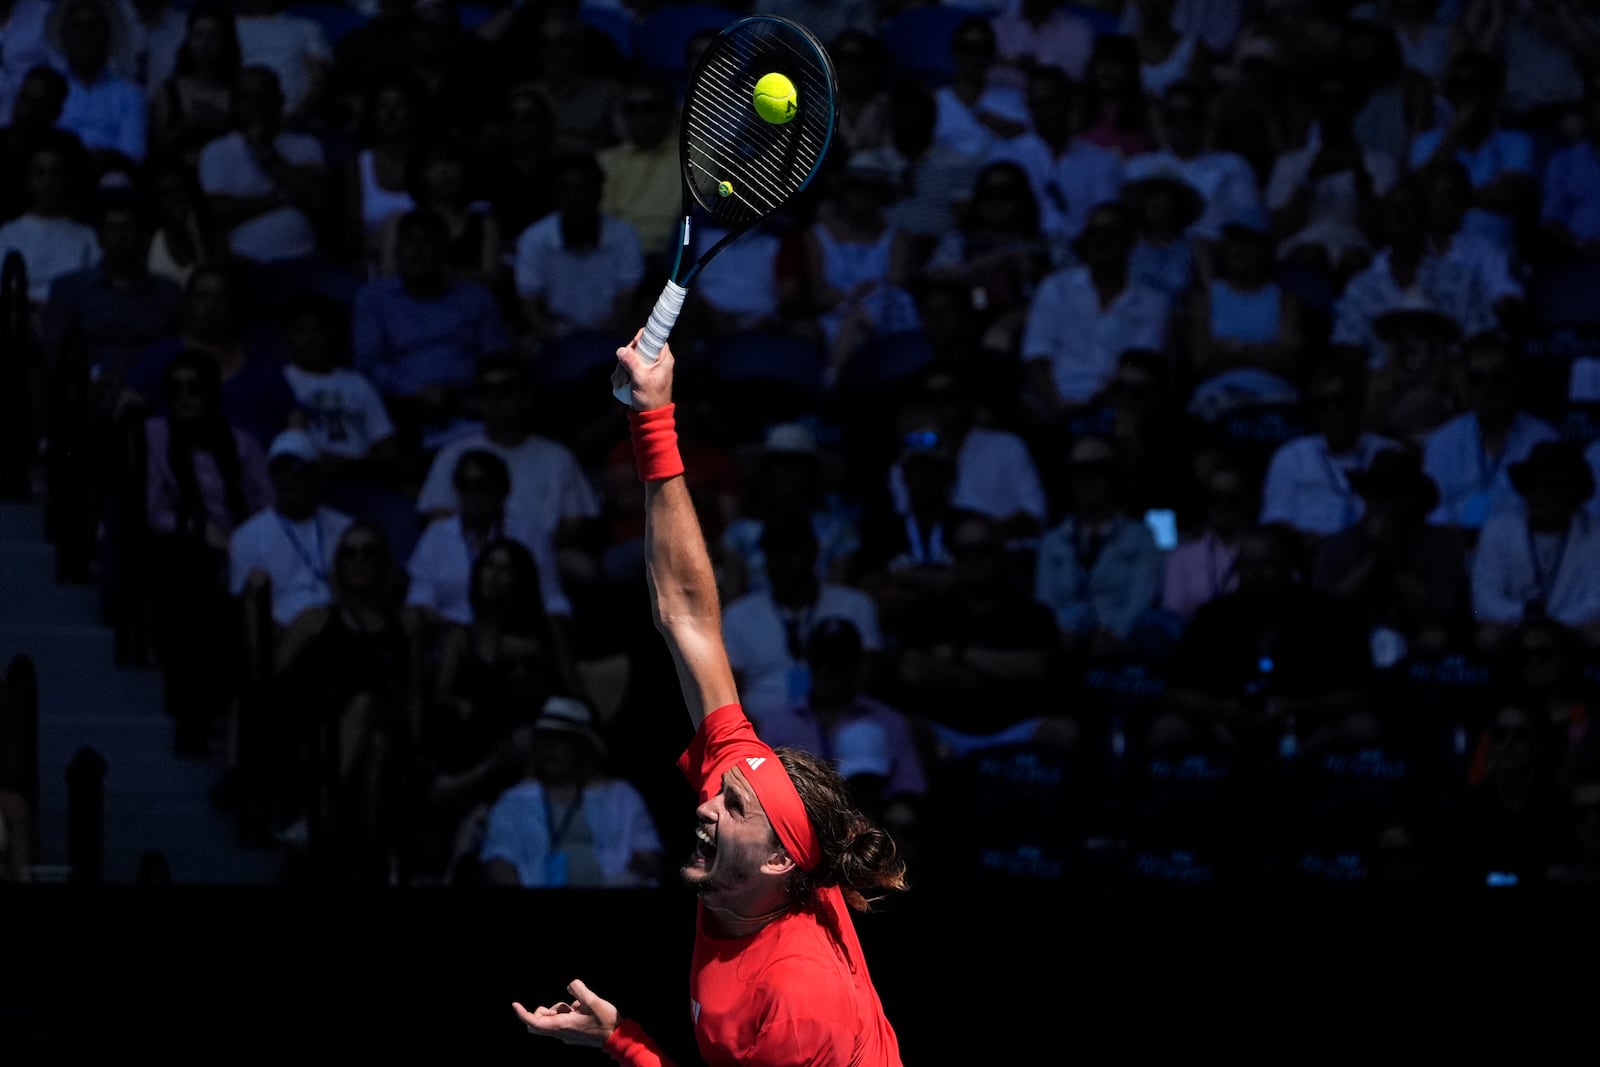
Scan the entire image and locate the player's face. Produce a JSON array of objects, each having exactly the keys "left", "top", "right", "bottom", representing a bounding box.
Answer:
[{"left": 681, "top": 766, "right": 782, "bottom": 903}]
